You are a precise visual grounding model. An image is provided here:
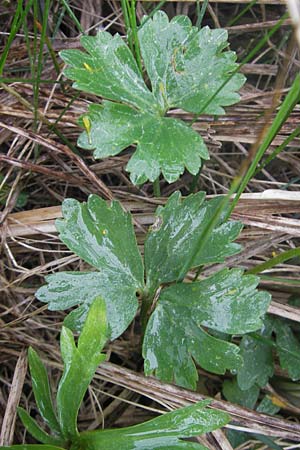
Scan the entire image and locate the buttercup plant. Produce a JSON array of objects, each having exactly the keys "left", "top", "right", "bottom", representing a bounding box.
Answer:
[
  {"left": 37, "top": 191, "right": 272, "bottom": 389},
  {"left": 3, "top": 299, "right": 230, "bottom": 450},
  {"left": 60, "top": 11, "right": 245, "bottom": 184}
]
